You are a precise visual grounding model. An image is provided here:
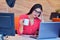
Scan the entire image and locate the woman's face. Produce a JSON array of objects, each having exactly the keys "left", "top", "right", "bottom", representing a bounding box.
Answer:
[{"left": 31, "top": 8, "right": 42, "bottom": 18}]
